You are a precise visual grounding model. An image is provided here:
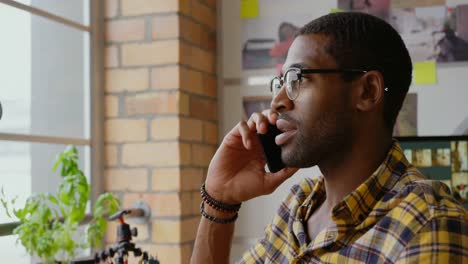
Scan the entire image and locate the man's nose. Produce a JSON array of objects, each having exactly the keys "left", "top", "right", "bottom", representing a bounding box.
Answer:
[{"left": 270, "top": 85, "right": 293, "bottom": 114}]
